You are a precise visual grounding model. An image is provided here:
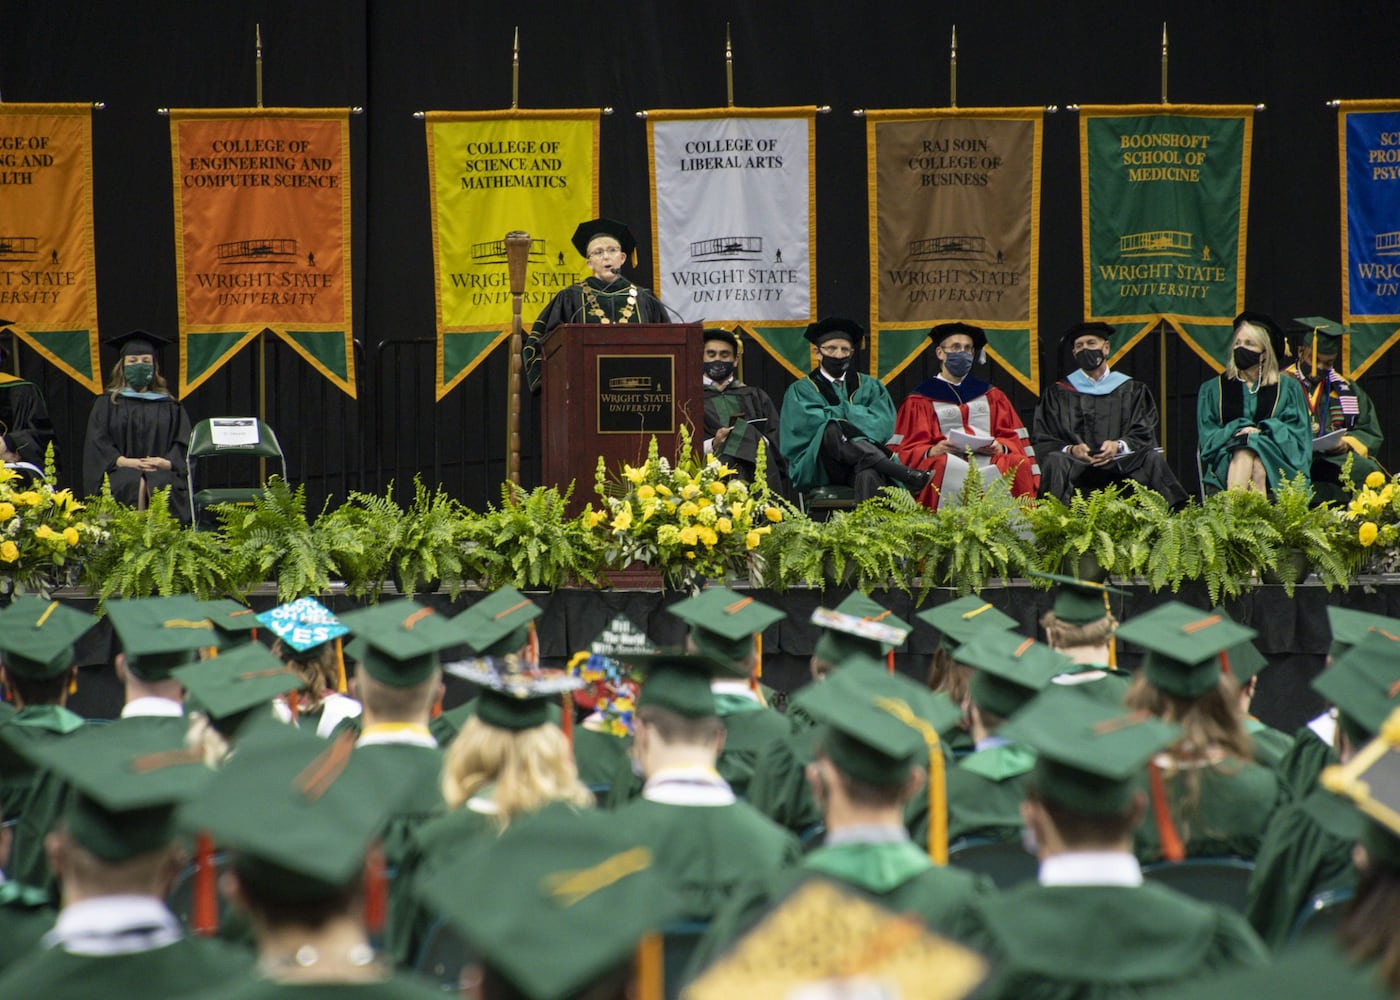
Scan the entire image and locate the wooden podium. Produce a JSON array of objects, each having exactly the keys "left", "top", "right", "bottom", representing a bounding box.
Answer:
[{"left": 540, "top": 323, "right": 704, "bottom": 513}]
